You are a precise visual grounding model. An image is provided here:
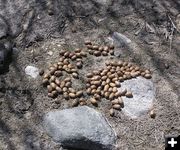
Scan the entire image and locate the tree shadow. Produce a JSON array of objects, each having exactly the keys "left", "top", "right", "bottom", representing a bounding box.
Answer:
[{"left": 0, "top": 119, "right": 16, "bottom": 150}]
